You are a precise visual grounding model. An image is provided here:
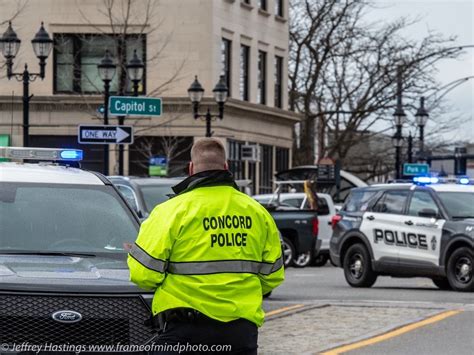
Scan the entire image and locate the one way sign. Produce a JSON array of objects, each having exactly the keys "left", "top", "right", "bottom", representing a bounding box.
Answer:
[{"left": 78, "top": 125, "right": 134, "bottom": 145}]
